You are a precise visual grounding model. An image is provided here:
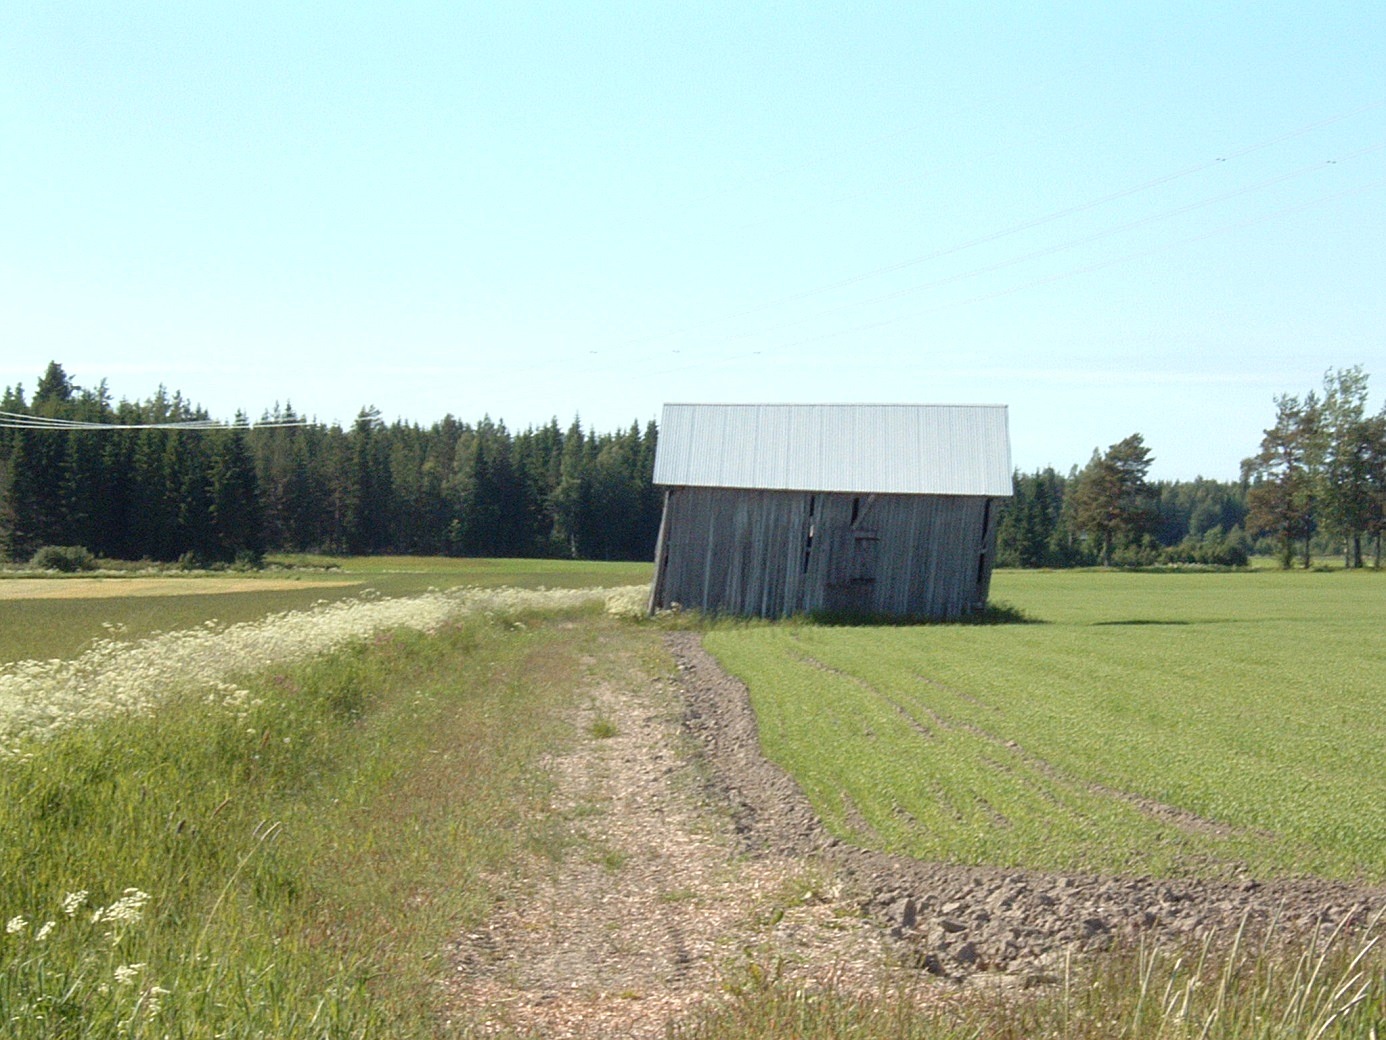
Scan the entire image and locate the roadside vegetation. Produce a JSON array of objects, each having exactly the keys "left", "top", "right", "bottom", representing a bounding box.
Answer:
[
  {"left": 1, "top": 571, "right": 648, "bottom": 1037},
  {"left": 675, "top": 911, "right": 1383, "bottom": 1039}
]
